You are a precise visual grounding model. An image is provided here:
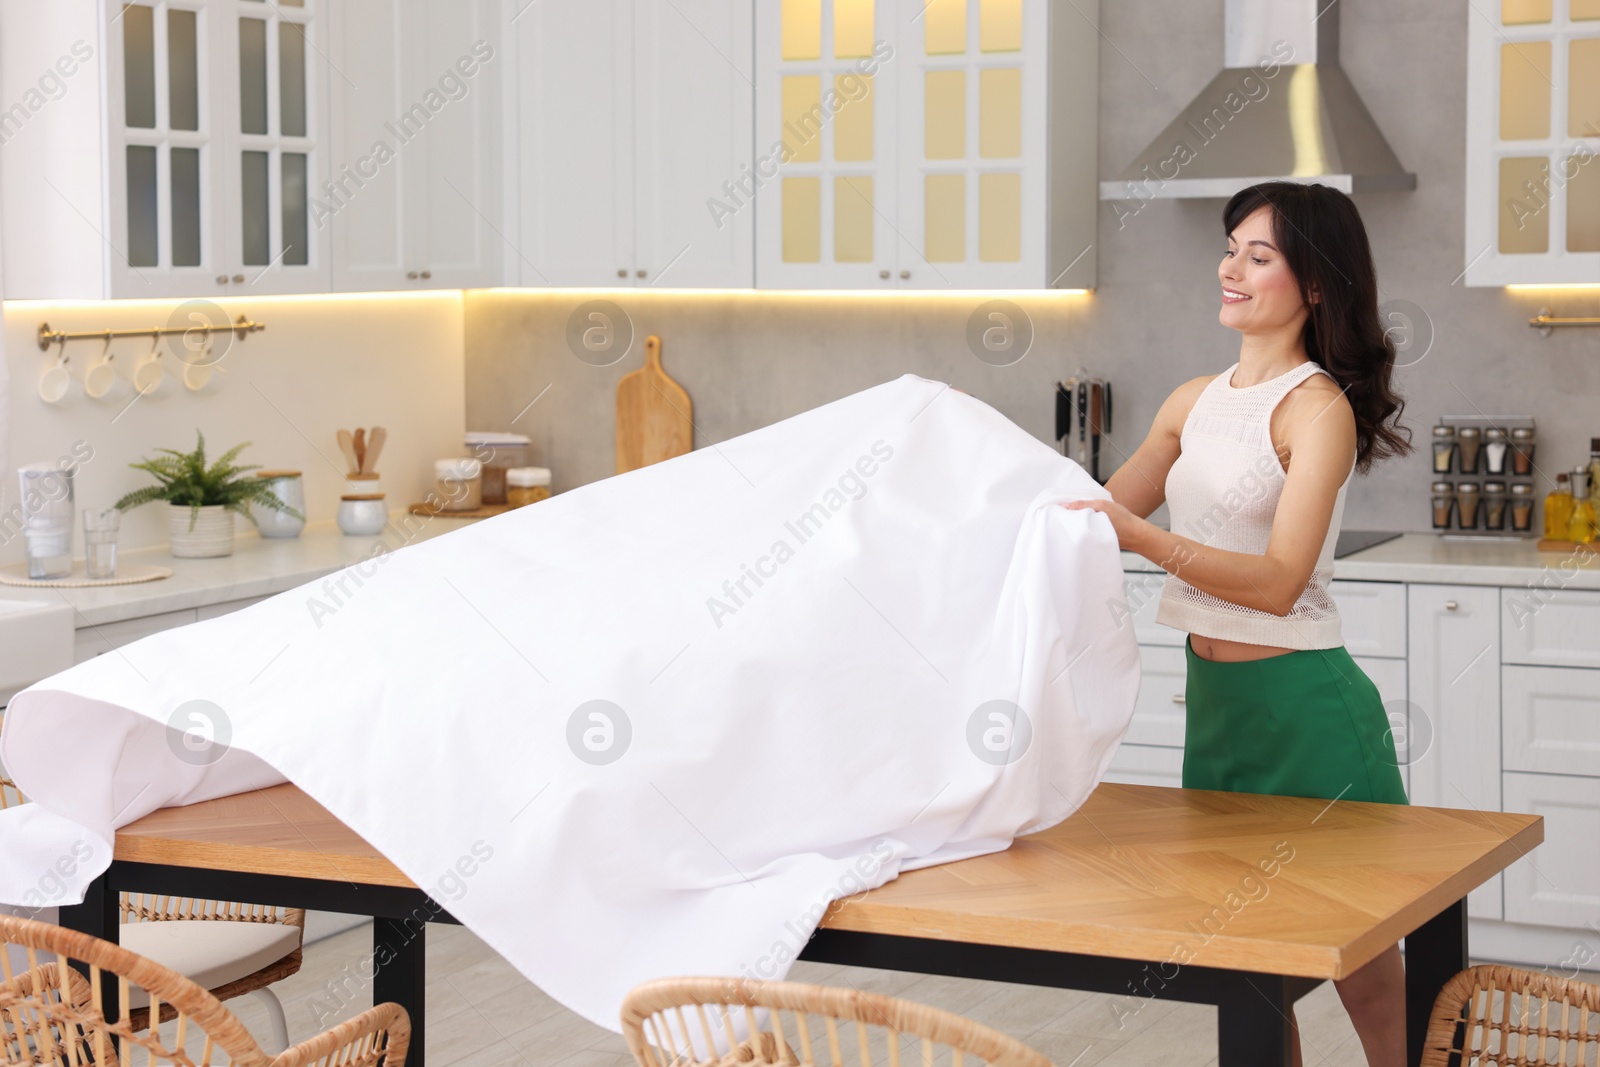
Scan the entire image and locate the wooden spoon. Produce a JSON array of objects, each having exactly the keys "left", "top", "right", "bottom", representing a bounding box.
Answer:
[
  {"left": 337, "top": 429, "right": 359, "bottom": 475},
  {"left": 353, "top": 428, "right": 367, "bottom": 475},
  {"left": 363, "top": 426, "right": 387, "bottom": 475}
]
